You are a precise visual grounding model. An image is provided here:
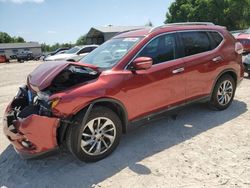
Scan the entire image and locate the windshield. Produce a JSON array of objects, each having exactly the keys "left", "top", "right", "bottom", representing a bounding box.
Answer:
[
  {"left": 65, "top": 47, "right": 81, "bottom": 54},
  {"left": 80, "top": 37, "right": 142, "bottom": 68}
]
